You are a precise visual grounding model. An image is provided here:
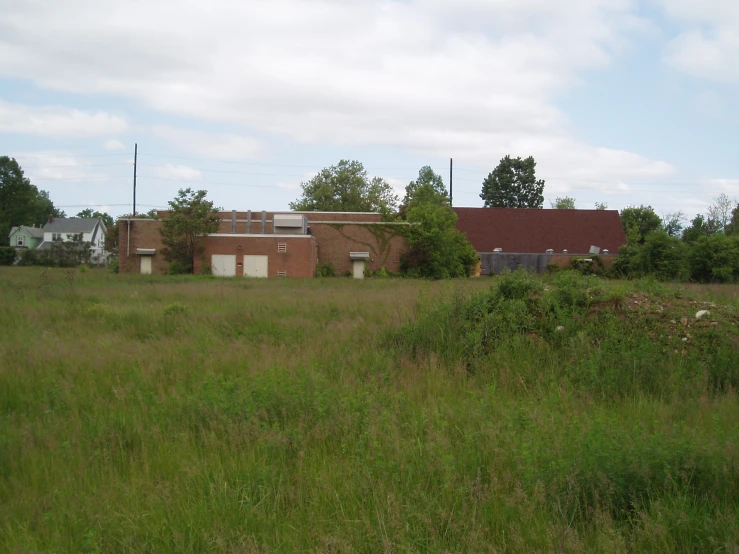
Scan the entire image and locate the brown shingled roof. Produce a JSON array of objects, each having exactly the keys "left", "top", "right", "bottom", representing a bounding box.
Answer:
[{"left": 453, "top": 207, "right": 627, "bottom": 254}]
